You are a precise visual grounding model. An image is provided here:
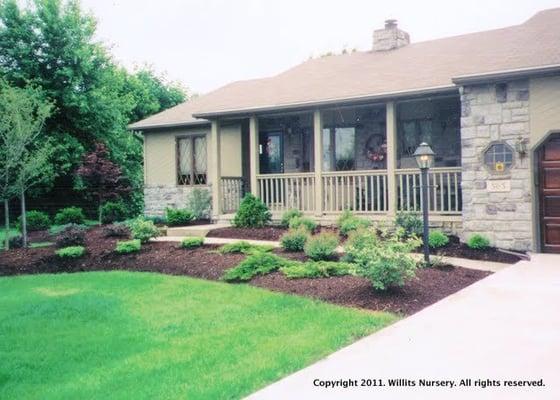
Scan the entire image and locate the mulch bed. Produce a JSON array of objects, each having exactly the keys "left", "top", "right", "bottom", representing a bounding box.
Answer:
[
  {"left": 428, "top": 235, "right": 521, "bottom": 264},
  {"left": 0, "top": 226, "right": 492, "bottom": 315}
]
